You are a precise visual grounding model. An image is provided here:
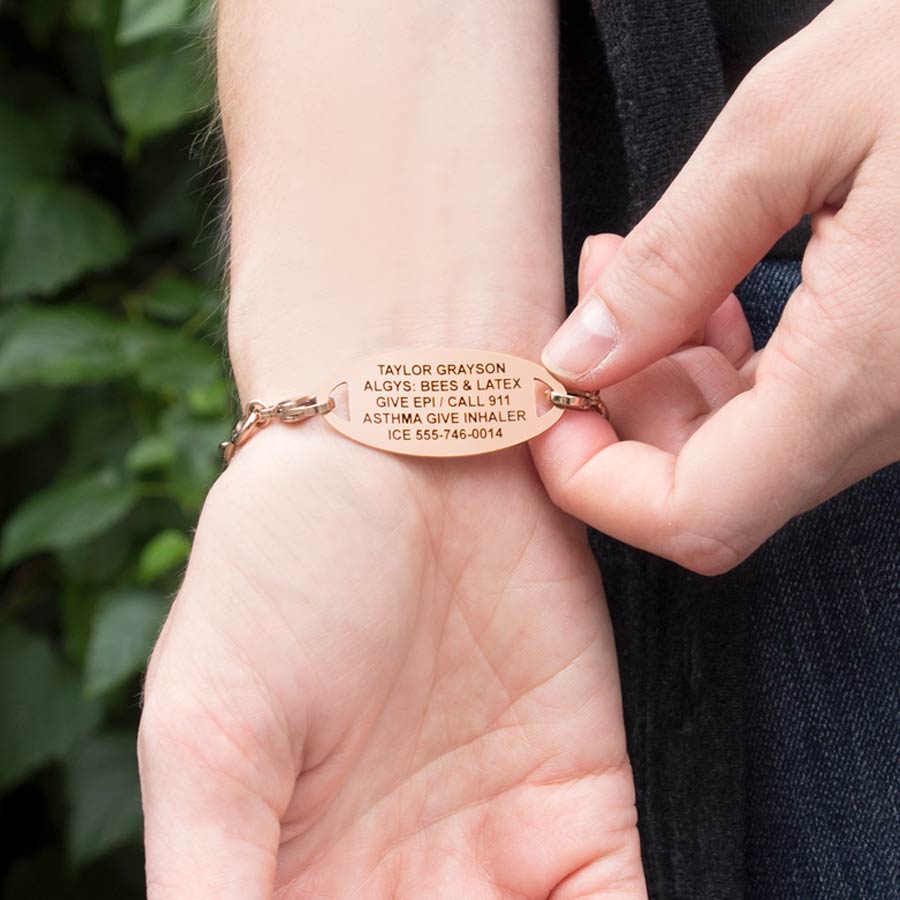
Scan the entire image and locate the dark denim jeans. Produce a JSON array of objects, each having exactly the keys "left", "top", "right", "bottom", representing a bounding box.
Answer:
[{"left": 590, "top": 258, "right": 900, "bottom": 900}]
